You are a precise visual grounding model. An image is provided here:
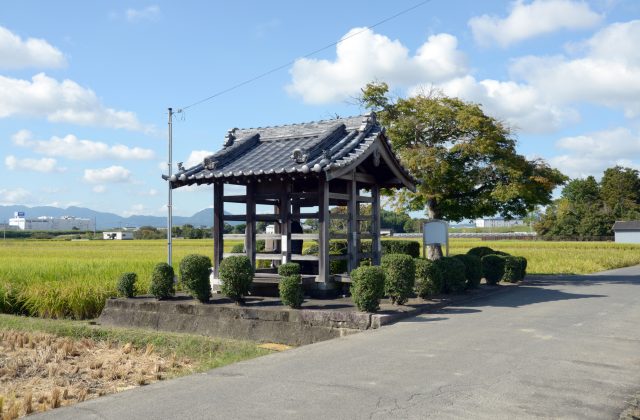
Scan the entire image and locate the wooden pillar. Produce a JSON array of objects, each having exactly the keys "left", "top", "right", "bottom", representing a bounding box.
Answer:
[
  {"left": 318, "top": 177, "right": 330, "bottom": 283},
  {"left": 245, "top": 182, "right": 256, "bottom": 268},
  {"left": 347, "top": 173, "right": 358, "bottom": 272},
  {"left": 213, "top": 182, "right": 224, "bottom": 277},
  {"left": 280, "top": 183, "right": 292, "bottom": 264},
  {"left": 371, "top": 184, "right": 381, "bottom": 265}
]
